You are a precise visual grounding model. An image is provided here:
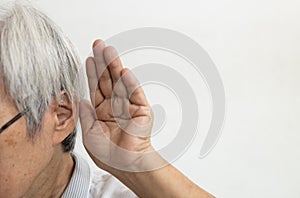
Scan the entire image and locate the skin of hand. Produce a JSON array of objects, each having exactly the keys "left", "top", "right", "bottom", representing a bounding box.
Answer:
[
  {"left": 80, "top": 39, "right": 156, "bottom": 172},
  {"left": 79, "top": 39, "right": 214, "bottom": 198}
]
